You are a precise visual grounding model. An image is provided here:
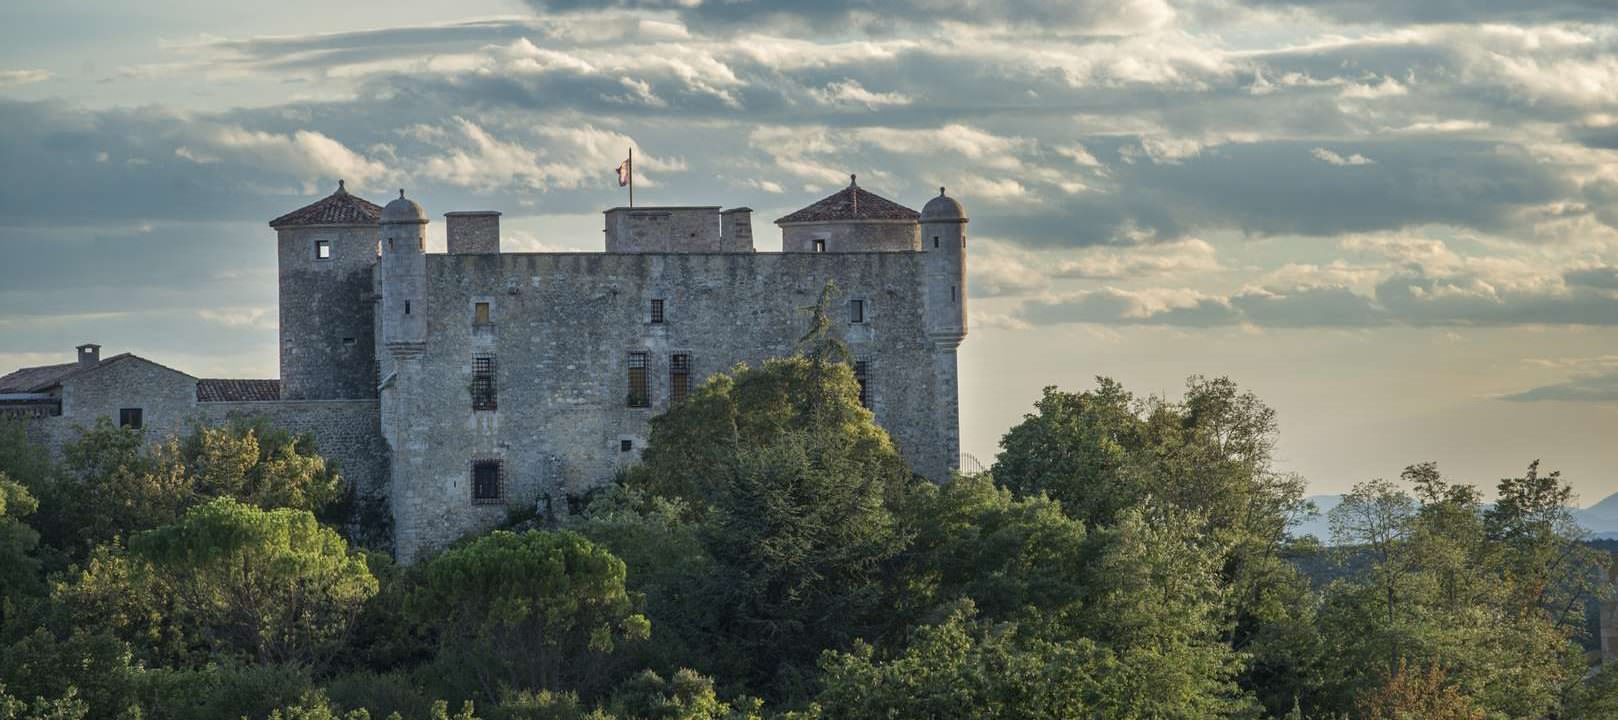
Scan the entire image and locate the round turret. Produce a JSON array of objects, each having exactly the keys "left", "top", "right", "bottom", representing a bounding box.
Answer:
[
  {"left": 921, "top": 187, "right": 966, "bottom": 222},
  {"left": 381, "top": 190, "right": 428, "bottom": 225}
]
